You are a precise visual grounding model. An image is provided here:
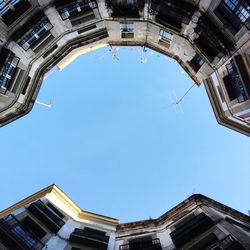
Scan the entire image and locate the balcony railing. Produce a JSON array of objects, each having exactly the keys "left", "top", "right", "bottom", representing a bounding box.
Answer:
[
  {"left": 207, "top": 235, "right": 245, "bottom": 250},
  {"left": 0, "top": 214, "right": 44, "bottom": 250},
  {"left": 57, "top": 0, "right": 96, "bottom": 20},
  {"left": 194, "top": 14, "right": 234, "bottom": 61},
  {"left": 0, "top": 52, "right": 19, "bottom": 92},
  {"left": 106, "top": 0, "right": 145, "bottom": 18},
  {"left": 150, "top": 0, "right": 196, "bottom": 32},
  {"left": 27, "top": 200, "right": 65, "bottom": 233},
  {"left": 69, "top": 227, "right": 109, "bottom": 249},
  {"left": 170, "top": 212, "right": 214, "bottom": 248},
  {"left": 225, "top": 60, "right": 248, "bottom": 103},
  {"left": 120, "top": 238, "right": 162, "bottom": 250},
  {"left": 19, "top": 19, "right": 53, "bottom": 51}
]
